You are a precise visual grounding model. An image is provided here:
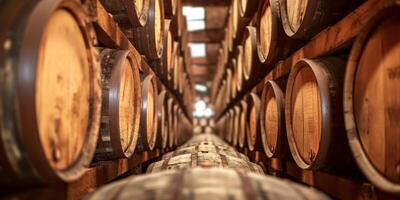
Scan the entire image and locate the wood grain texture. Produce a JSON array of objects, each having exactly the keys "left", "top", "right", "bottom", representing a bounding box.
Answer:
[
  {"left": 344, "top": 2, "right": 400, "bottom": 193},
  {"left": 87, "top": 168, "right": 330, "bottom": 200}
]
